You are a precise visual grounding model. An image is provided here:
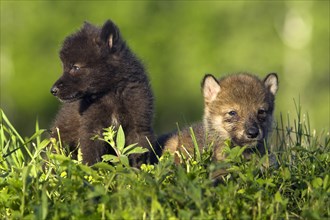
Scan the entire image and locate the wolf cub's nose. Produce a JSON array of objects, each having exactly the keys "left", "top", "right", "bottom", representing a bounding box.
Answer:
[
  {"left": 50, "top": 86, "right": 59, "bottom": 96},
  {"left": 246, "top": 127, "right": 259, "bottom": 139}
]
